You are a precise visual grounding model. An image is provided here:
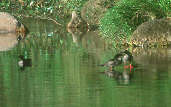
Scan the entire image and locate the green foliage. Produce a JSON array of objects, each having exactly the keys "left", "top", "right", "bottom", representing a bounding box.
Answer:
[
  {"left": 99, "top": 0, "right": 171, "bottom": 44},
  {"left": 0, "top": 0, "right": 87, "bottom": 24},
  {"left": 65, "top": 0, "right": 88, "bottom": 11}
]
